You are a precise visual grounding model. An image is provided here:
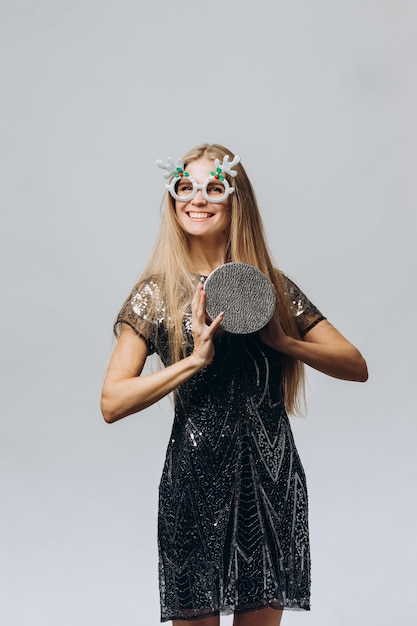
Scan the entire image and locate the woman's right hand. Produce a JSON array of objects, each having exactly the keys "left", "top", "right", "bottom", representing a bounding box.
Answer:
[
  {"left": 190, "top": 282, "right": 224, "bottom": 367},
  {"left": 101, "top": 283, "right": 225, "bottom": 423}
]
